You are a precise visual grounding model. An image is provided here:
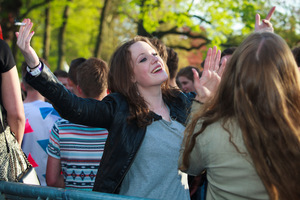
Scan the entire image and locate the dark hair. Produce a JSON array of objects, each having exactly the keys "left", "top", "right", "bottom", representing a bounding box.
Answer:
[
  {"left": 221, "top": 47, "right": 237, "bottom": 58},
  {"left": 108, "top": 36, "right": 177, "bottom": 127},
  {"left": 53, "top": 69, "right": 68, "bottom": 78},
  {"left": 68, "top": 57, "right": 86, "bottom": 85},
  {"left": 292, "top": 46, "right": 300, "bottom": 67},
  {"left": 149, "top": 37, "right": 168, "bottom": 62},
  {"left": 166, "top": 47, "right": 179, "bottom": 79},
  {"left": 182, "top": 32, "right": 300, "bottom": 200},
  {"left": 77, "top": 58, "right": 108, "bottom": 98},
  {"left": 177, "top": 66, "right": 201, "bottom": 82}
]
